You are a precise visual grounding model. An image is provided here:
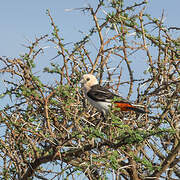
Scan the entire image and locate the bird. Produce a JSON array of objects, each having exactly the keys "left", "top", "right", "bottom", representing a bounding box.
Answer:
[{"left": 80, "top": 74, "right": 146, "bottom": 116}]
